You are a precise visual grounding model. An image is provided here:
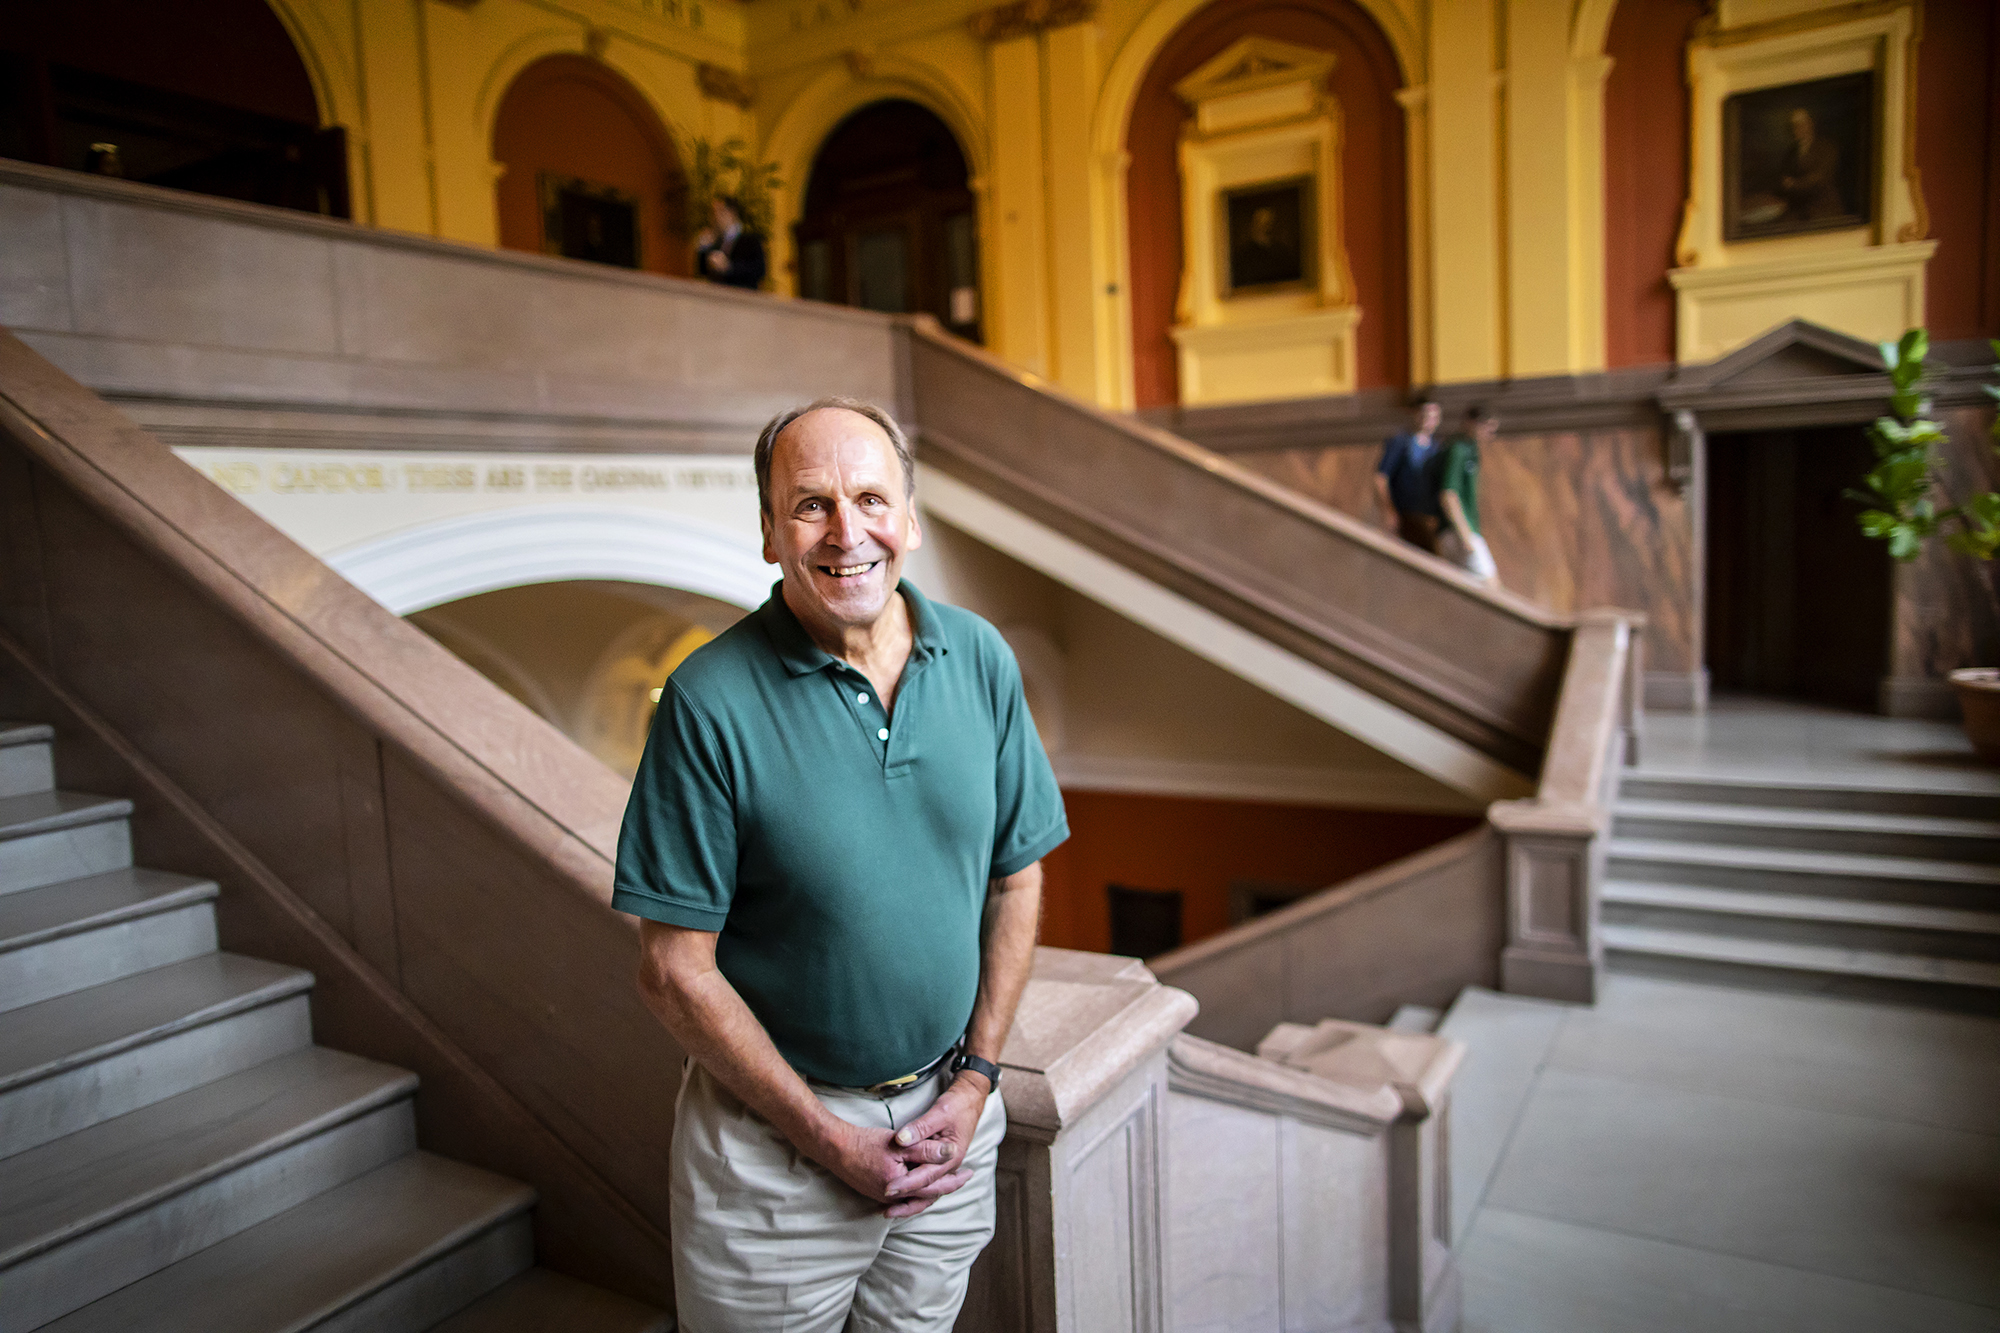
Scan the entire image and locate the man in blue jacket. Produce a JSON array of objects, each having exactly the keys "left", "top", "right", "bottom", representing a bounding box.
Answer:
[{"left": 1374, "top": 398, "right": 1445, "bottom": 553}]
